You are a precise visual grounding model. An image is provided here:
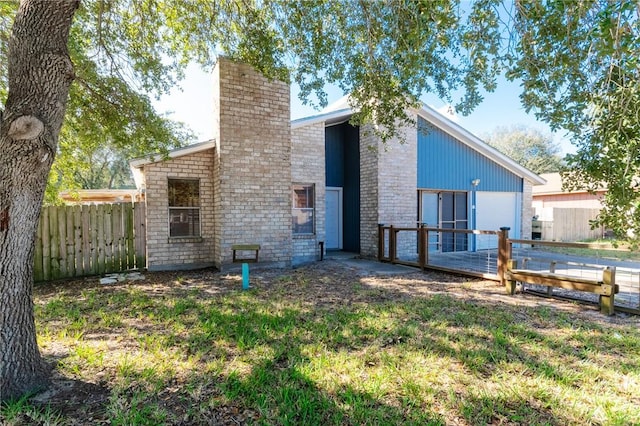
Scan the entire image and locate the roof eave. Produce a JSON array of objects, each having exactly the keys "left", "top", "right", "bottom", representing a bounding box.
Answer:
[
  {"left": 291, "top": 108, "right": 354, "bottom": 129},
  {"left": 129, "top": 139, "right": 216, "bottom": 169},
  {"left": 128, "top": 139, "right": 216, "bottom": 190}
]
